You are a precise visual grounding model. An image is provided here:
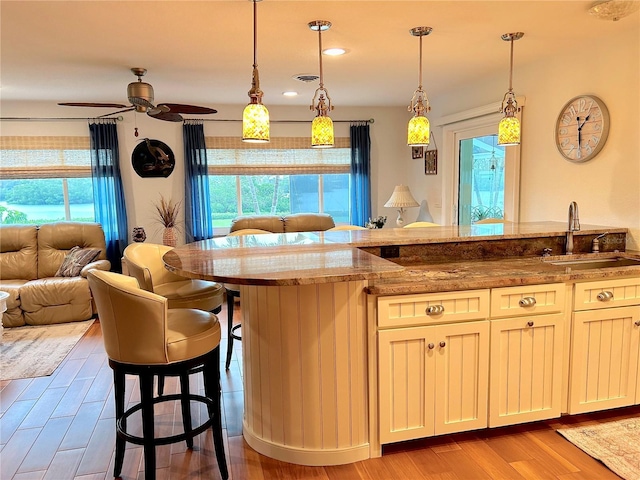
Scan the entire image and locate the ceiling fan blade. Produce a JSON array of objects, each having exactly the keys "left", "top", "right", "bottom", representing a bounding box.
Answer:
[
  {"left": 148, "top": 110, "right": 183, "bottom": 122},
  {"left": 158, "top": 103, "right": 217, "bottom": 115},
  {"left": 58, "top": 102, "right": 130, "bottom": 108}
]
